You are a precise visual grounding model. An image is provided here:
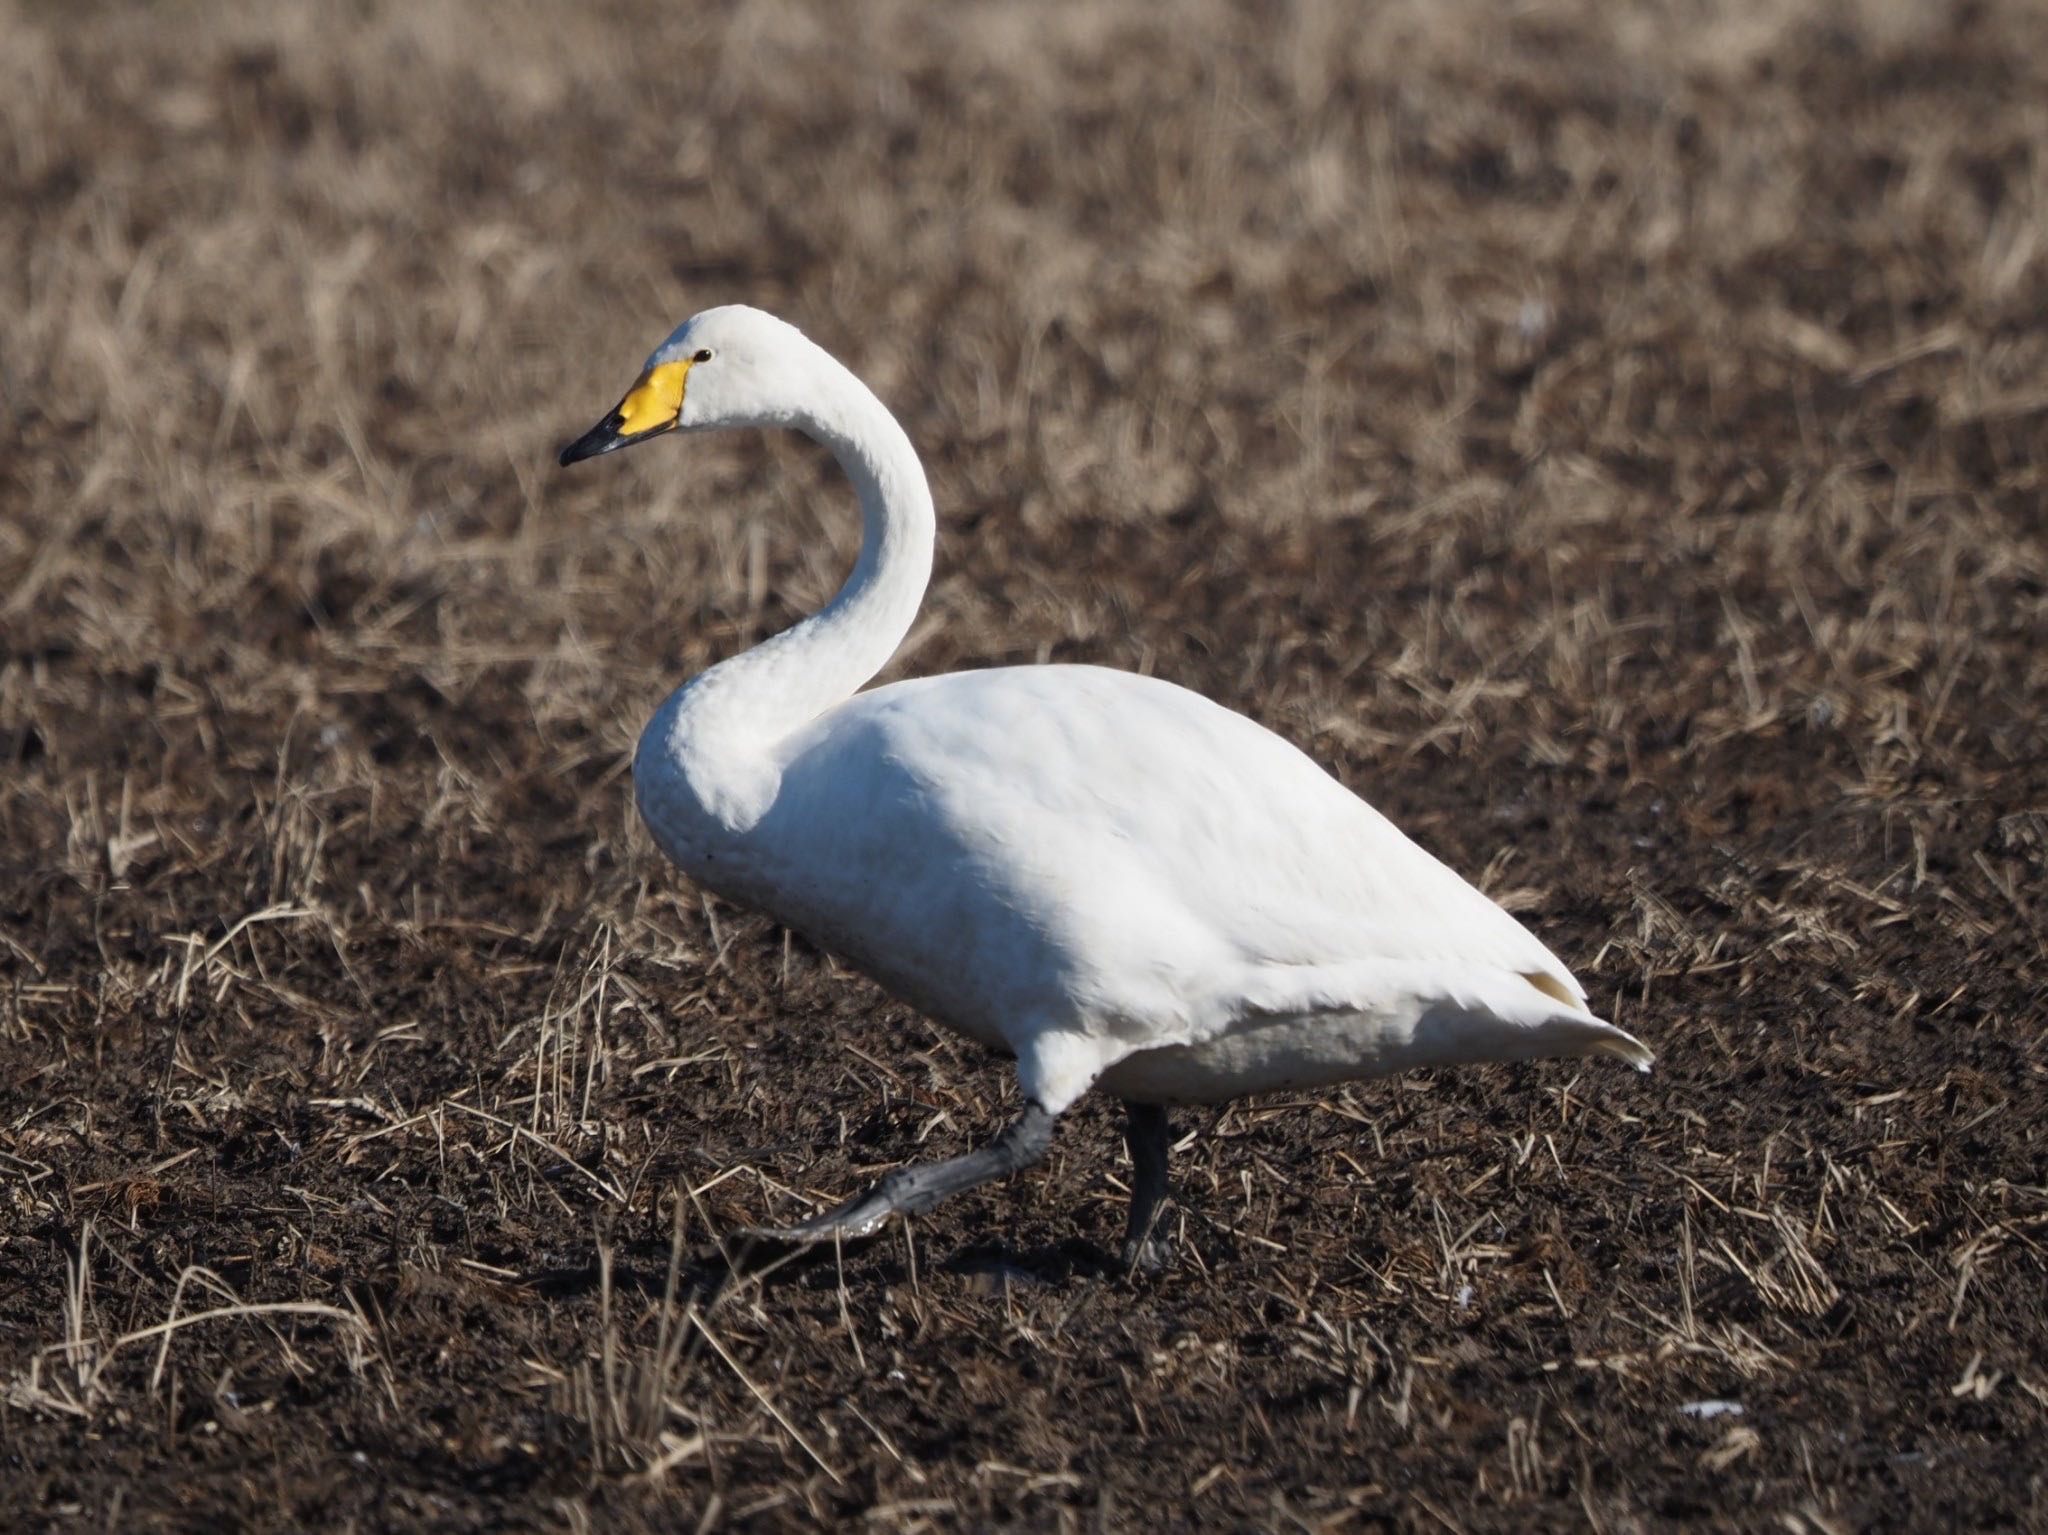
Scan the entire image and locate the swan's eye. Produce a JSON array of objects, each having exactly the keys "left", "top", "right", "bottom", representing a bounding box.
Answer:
[{"left": 693, "top": 348, "right": 714, "bottom": 364}]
